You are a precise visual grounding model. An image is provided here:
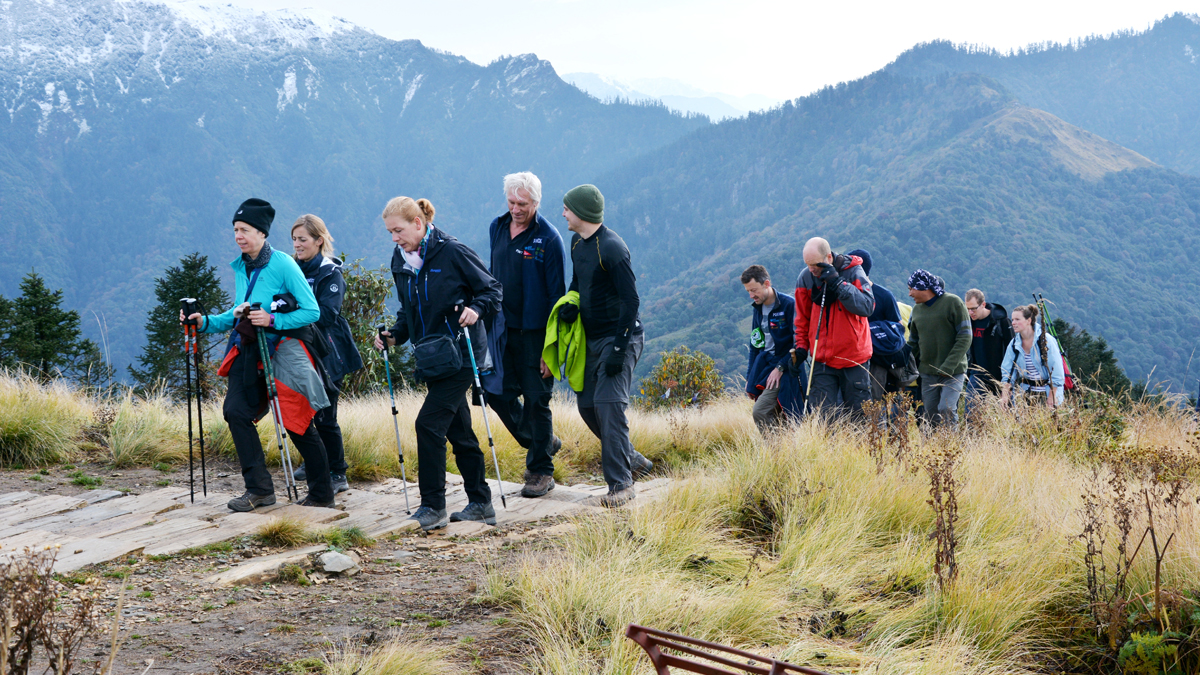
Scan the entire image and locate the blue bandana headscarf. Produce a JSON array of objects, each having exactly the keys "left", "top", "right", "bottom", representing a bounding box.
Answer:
[{"left": 907, "top": 269, "right": 945, "bottom": 296}]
